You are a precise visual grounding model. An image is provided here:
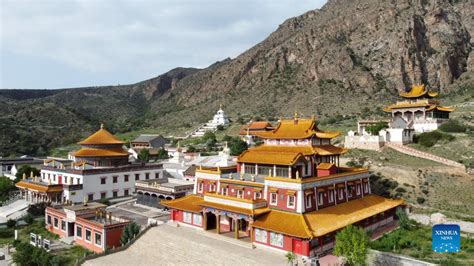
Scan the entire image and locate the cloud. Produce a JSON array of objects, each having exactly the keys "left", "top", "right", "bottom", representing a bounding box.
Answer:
[{"left": 0, "top": 0, "right": 326, "bottom": 89}]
